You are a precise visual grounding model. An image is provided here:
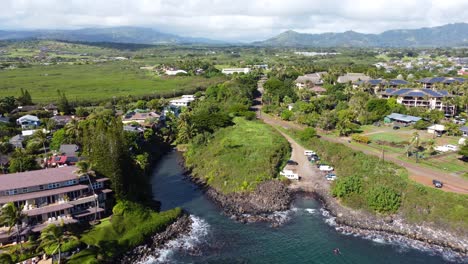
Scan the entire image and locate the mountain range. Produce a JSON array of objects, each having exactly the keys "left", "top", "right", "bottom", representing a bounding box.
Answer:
[{"left": 0, "top": 23, "right": 467, "bottom": 47}]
